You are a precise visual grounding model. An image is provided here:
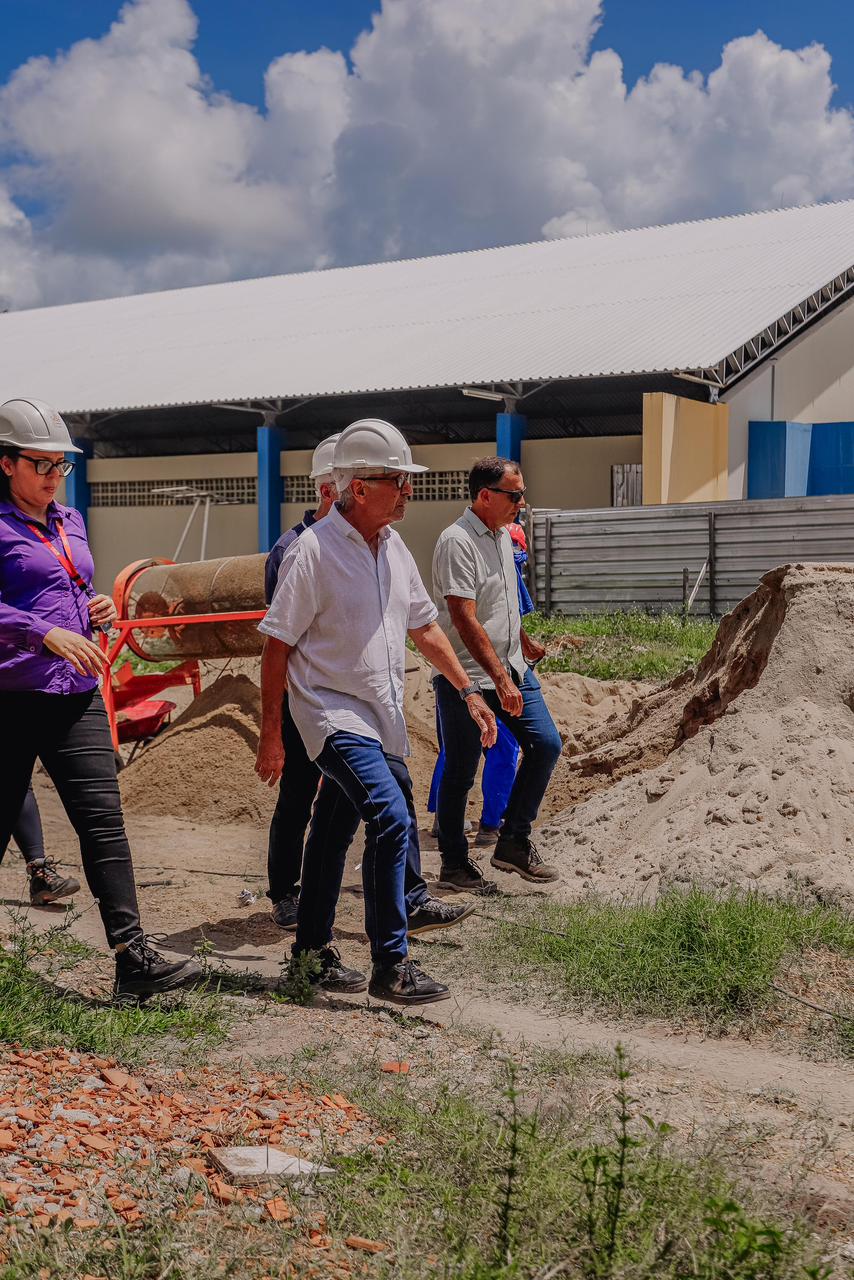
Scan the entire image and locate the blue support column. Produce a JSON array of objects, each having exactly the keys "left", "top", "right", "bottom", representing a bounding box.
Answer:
[
  {"left": 257, "top": 423, "right": 286, "bottom": 552},
  {"left": 496, "top": 412, "right": 527, "bottom": 463},
  {"left": 65, "top": 438, "right": 92, "bottom": 524}
]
